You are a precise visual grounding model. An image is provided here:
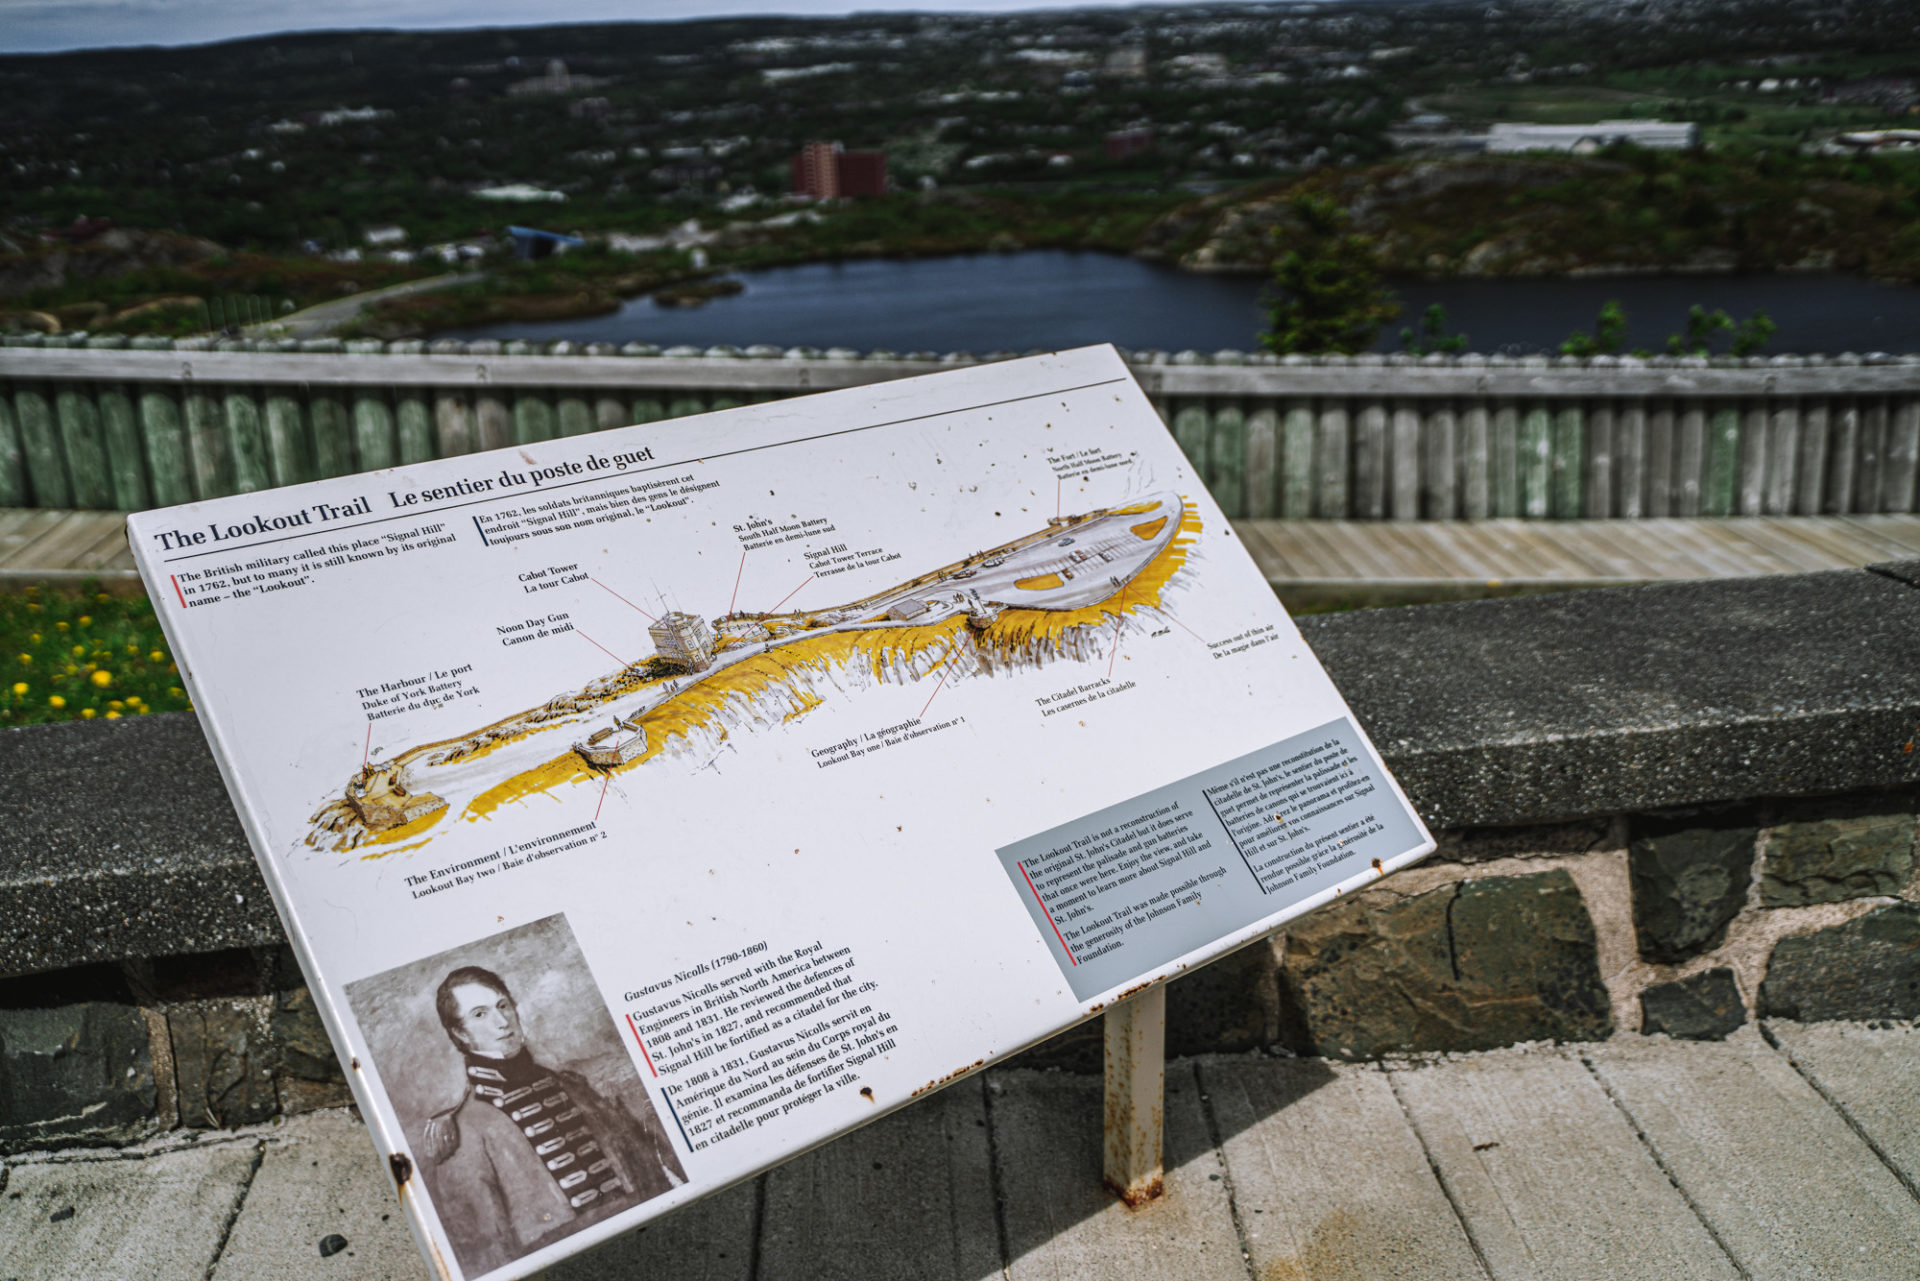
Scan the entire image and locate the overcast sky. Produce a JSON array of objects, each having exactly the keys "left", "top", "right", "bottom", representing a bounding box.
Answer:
[{"left": 1, "top": 0, "right": 1216, "bottom": 54}]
